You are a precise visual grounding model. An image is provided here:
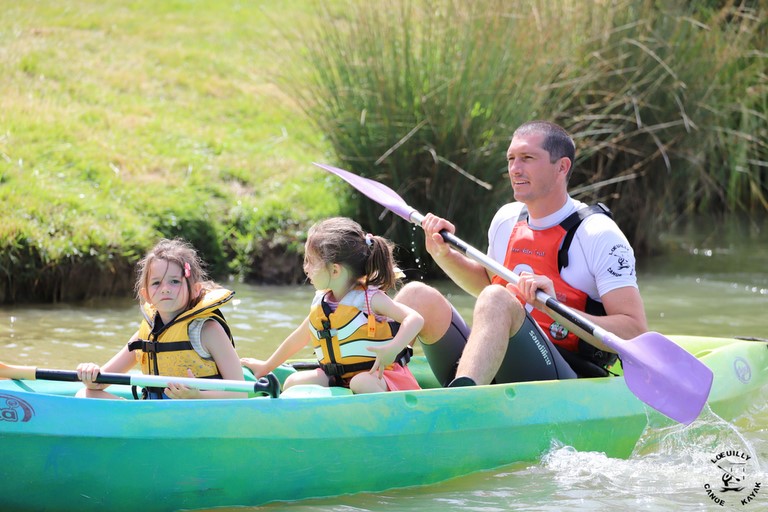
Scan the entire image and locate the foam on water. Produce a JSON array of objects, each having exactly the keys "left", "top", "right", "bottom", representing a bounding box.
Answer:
[{"left": 534, "top": 403, "right": 768, "bottom": 511}]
